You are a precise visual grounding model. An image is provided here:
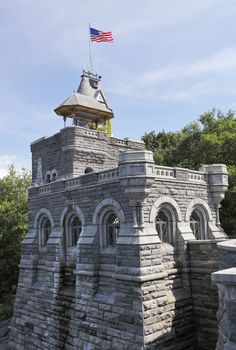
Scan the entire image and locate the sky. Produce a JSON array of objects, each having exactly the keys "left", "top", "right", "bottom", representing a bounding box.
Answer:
[{"left": 1, "top": 0, "right": 236, "bottom": 176}]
